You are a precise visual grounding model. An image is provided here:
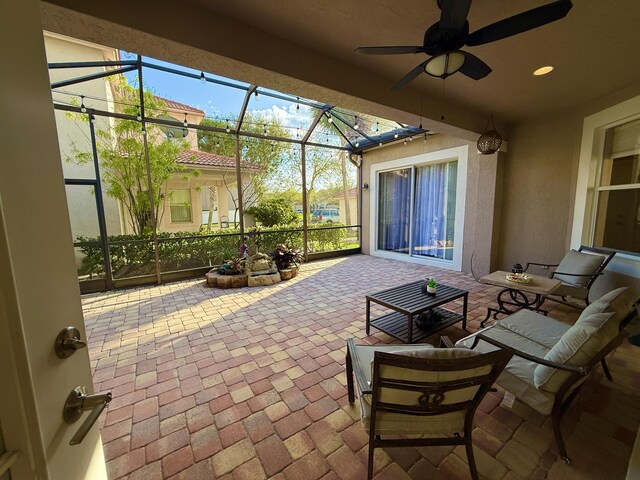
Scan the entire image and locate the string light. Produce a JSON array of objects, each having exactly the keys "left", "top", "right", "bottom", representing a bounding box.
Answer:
[
  {"left": 216, "top": 139, "right": 221, "bottom": 148},
  {"left": 183, "top": 113, "right": 188, "bottom": 127},
  {"left": 394, "top": 133, "right": 399, "bottom": 139},
  {"left": 80, "top": 95, "right": 87, "bottom": 113},
  {"left": 226, "top": 120, "right": 230, "bottom": 133},
  {"left": 409, "top": 136, "right": 414, "bottom": 142},
  {"left": 375, "top": 122, "right": 379, "bottom": 133},
  {"left": 424, "top": 133, "right": 428, "bottom": 143},
  {"left": 355, "top": 141, "right": 360, "bottom": 148},
  {"left": 200, "top": 71, "right": 206, "bottom": 84},
  {"left": 379, "top": 142, "right": 383, "bottom": 147},
  {"left": 403, "top": 139, "right": 407, "bottom": 145},
  {"left": 136, "top": 107, "right": 142, "bottom": 121},
  {"left": 89, "top": 113, "right": 96, "bottom": 124},
  {"left": 354, "top": 116, "right": 359, "bottom": 130},
  {"left": 296, "top": 97, "right": 300, "bottom": 111},
  {"left": 263, "top": 124, "right": 267, "bottom": 136}
]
